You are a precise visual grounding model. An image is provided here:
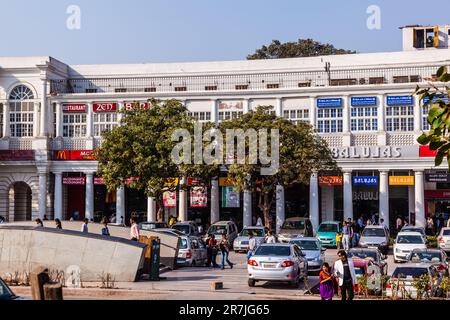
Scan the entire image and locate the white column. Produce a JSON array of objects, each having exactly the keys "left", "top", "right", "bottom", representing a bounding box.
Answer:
[
  {"left": 414, "top": 95, "right": 422, "bottom": 133},
  {"left": 33, "top": 102, "right": 40, "bottom": 137},
  {"left": 342, "top": 96, "right": 350, "bottom": 133},
  {"left": 379, "top": 170, "right": 390, "bottom": 227},
  {"left": 211, "top": 100, "right": 218, "bottom": 125},
  {"left": 343, "top": 170, "right": 353, "bottom": 221},
  {"left": 408, "top": 186, "right": 415, "bottom": 217},
  {"left": 55, "top": 103, "right": 62, "bottom": 137},
  {"left": 275, "top": 98, "right": 282, "bottom": 117},
  {"left": 38, "top": 173, "right": 47, "bottom": 219},
  {"left": 178, "top": 177, "right": 188, "bottom": 222},
  {"left": 243, "top": 99, "right": 250, "bottom": 114},
  {"left": 276, "top": 185, "right": 285, "bottom": 234},
  {"left": 309, "top": 97, "right": 316, "bottom": 129},
  {"left": 2, "top": 101, "right": 10, "bottom": 137},
  {"left": 85, "top": 173, "right": 94, "bottom": 221},
  {"left": 147, "top": 197, "right": 156, "bottom": 222},
  {"left": 116, "top": 187, "right": 125, "bottom": 225},
  {"left": 39, "top": 79, "right": 47, "bottom": 137},
  {"left": 378, "top": 94, "right": 386, "bottom": 132},
  {"left": 86, "top": 102, "right": 93, "bottom": 138},
  {"left": 309, "top": 172, "right": 319, "bottom": 233},
  {"left": 210, "top": 179, "right": 220, "bottom": 224},
  {"left": 243, "top": 190, "right": 252, "bottom": 227},
  {"left": 415, "top": 170, "right": 425, "bottom": 227},
  {"left": 54, "top": 173, "right": 63, "bottom": 220}
]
